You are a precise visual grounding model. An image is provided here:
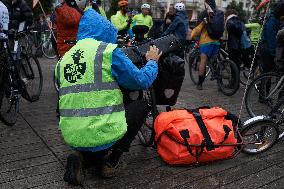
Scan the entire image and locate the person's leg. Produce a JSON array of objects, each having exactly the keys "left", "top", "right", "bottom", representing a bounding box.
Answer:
[
  {"left": 102, "top": 100, "right": 150, "bottom": 177},
  {"left": 228, "top": 48, "right": 241, "bottom": 71},
  {"left": 197, "top": 53, "right": 208, "bottom": 90}
]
